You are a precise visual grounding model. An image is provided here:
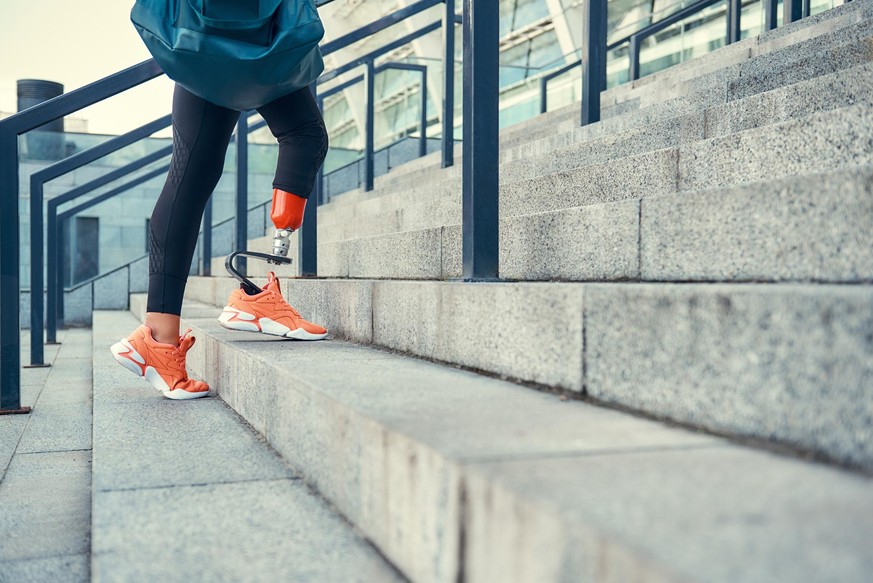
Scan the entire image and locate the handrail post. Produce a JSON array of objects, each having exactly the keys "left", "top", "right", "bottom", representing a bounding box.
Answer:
[
  {"left": 299, "top": 85, "right": 319, "bottom": 277},
  {"left": 764, "top": 0, "right": 778, "bottom": 31},
  {"left": 442, "top": 0, "right": 456, "bottom": 168},
  {"left": 202, "top": 197, "right": 212, "bottom": 276},
  {"left": 364, "top": 60, "right": 376, "bottom": 192},
  {"left": 419, "top": 68, "right": 429, "bottom": 158},
  {"left": 235, "top": 115, "right": 249, "bottom": 276},
  {"left": 727, "top": 0, "right": 742, "bottom": 44},
  {"left": 581, "top": 0, "right": 607, "bottom": 125},
  {"left": 539, "top": 77, "right": 549, "bottom": 114},
  {"left": 0, "top": 129, "right": 26, "bottom": 412},
  {"left": 57, "top": 219, "right": 66, "bottom": 326},
  {"left": 784, "top": 0, "right": 803, "bottom": 24},
  {"left": 629, "top": 34, "right": 641, "bottom": 82},
  {"left": 461, "top": 0, "right": 499, "bottom": 280},
  {"left": 46, "top": 206, "right": 60, "bottom": 345},
  {"left": 29, "top": 177, "right": 47, "bottom": 365}
]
